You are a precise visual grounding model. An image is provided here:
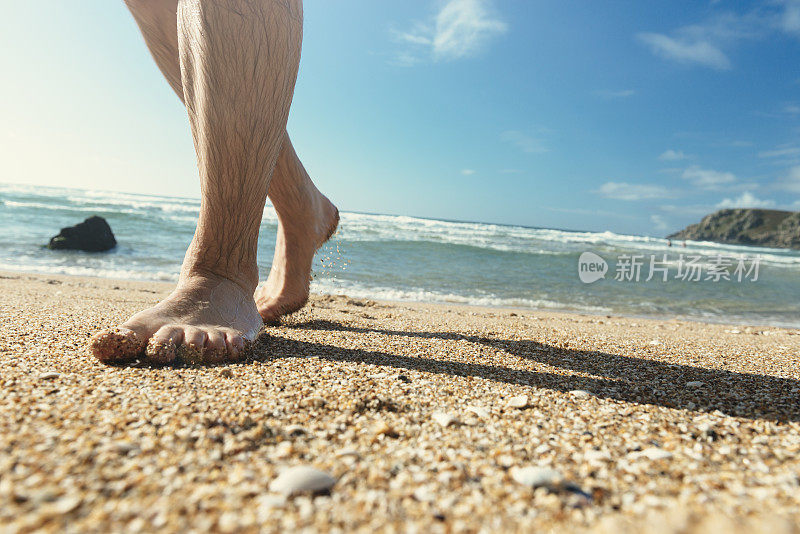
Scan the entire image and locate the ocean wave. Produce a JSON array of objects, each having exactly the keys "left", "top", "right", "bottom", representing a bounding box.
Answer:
[
  {"left": 334, "top": 213, "right": 800, "bottom": 266},
  {"left": 0, "top": 262, "right": 178, "bottom": 282},
  {"left": 308, "top": 279, "right": 612, "bottom": 314},
  {"left": 64, "top": 195, "right": 200, "bottom": 215},
  {"left": 3, "top": 183, "right": 800, "bottom": 328}
]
